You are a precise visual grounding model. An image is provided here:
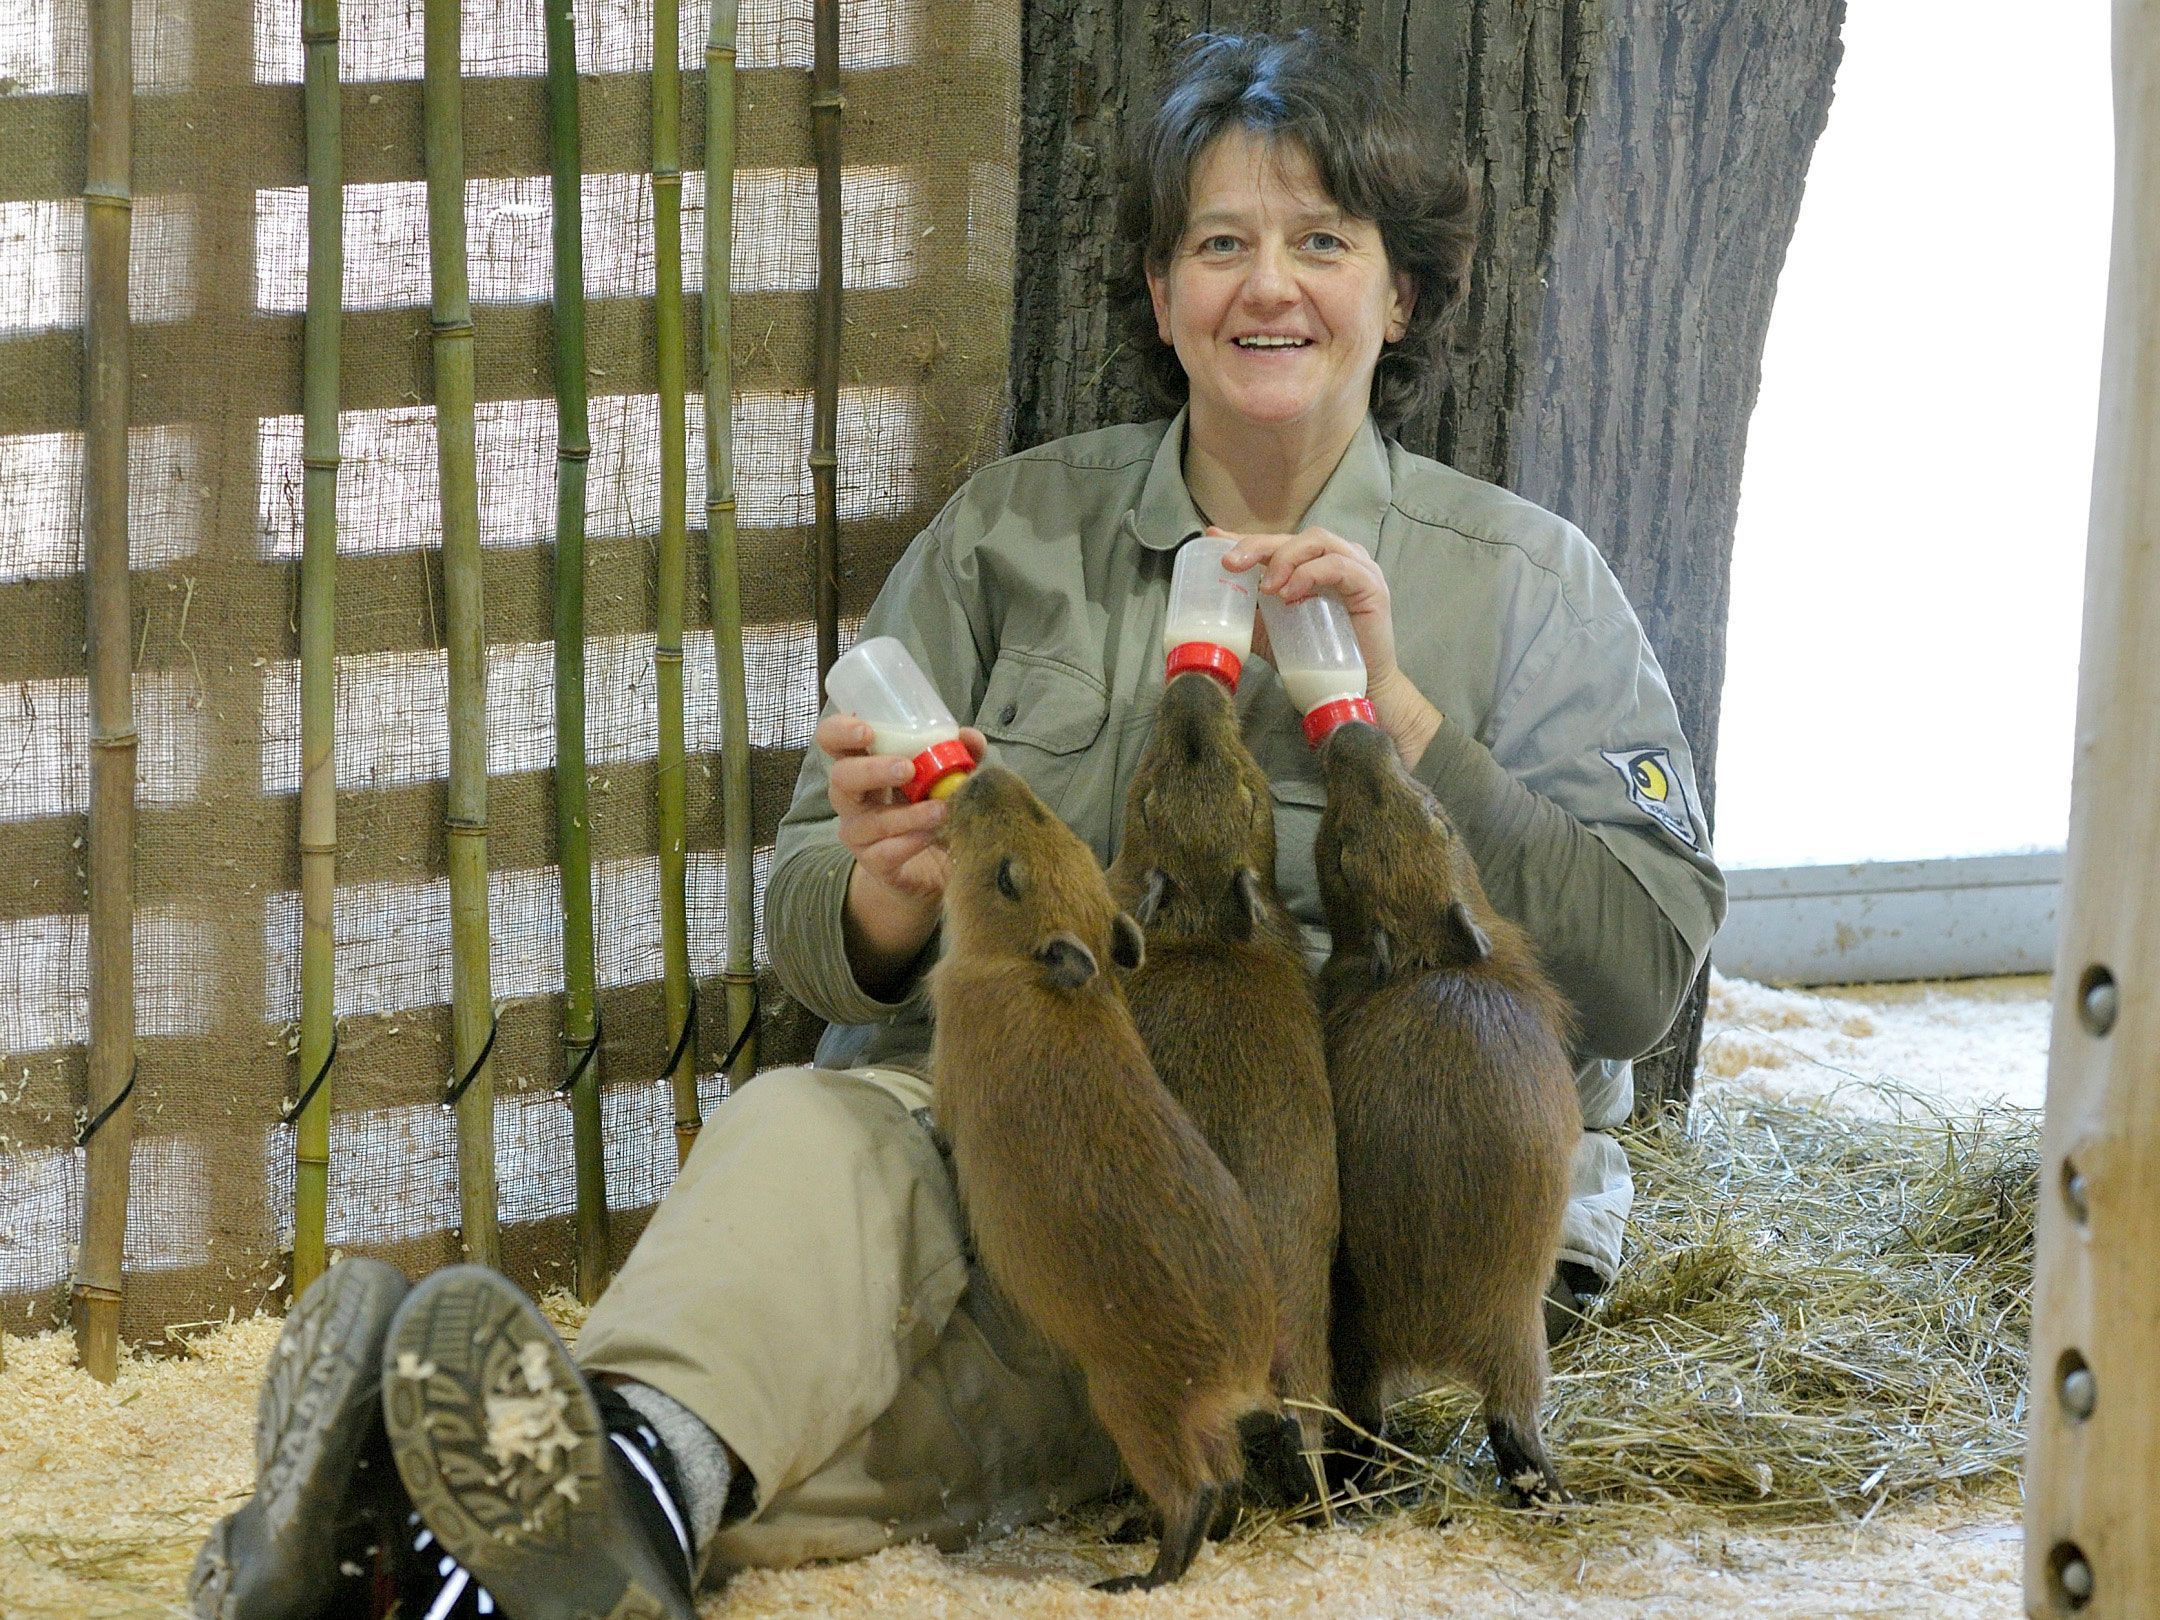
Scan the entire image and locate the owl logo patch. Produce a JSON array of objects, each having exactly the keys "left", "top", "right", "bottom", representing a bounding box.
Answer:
[{"left": 1601, "top": 746, "right": 1700, "bottom": 850}]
